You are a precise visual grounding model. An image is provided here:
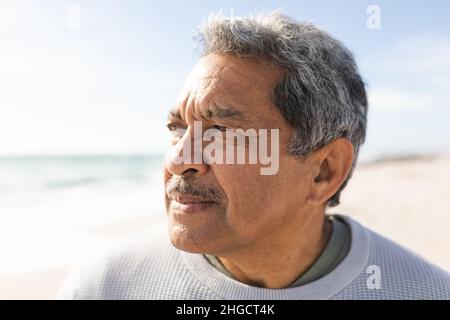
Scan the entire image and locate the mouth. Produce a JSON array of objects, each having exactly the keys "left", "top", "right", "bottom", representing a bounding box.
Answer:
[{"left": 168, "top": 193, "right": 217, "bottom": 214}]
